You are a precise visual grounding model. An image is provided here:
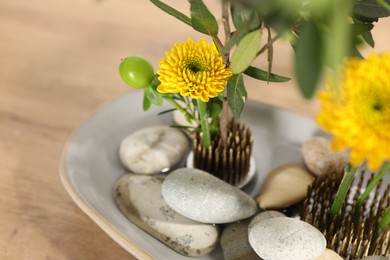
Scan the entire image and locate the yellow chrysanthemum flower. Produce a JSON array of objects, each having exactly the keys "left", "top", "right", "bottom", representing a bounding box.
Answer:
[
  {"left": 157, "top": 38, "right": 232, "bottom": 102},
  {"left": 317, "top": 53, "right": 390, "bottom": 171}
]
